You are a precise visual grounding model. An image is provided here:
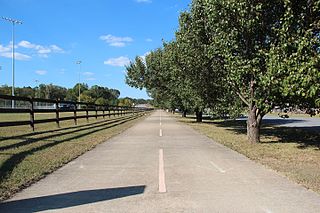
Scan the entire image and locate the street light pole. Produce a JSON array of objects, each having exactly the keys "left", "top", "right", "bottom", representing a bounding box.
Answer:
[
  {"left": 2, "top": 17, "right": 22, "bottom": 108},
  {"left": 35, "top": 80, "right": 40, "bottom": 98},
  {"left": 76, "top": 60, "right": 82, "bottom": 102}
]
